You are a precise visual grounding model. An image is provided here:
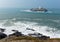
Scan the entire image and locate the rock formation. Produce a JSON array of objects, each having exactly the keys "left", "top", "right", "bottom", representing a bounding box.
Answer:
[
  {"left": 30, "top": 7, "right": 48, "bottom": 12},
  {"left": 0, "top": 32, "right": 7, "bottom": 39},
  {"left": 28, "top": 33, "right": 50, "bottom": 40},
  {"left": 9, "top": 30, "right": 23, "bottom": 37},
  {"left": 0, "top": 28, "right": 7, "bottom": 39}
]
